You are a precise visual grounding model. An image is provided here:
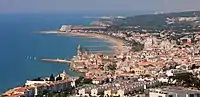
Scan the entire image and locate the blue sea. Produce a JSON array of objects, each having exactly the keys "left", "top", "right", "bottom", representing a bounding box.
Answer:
[{"left": 0, "top": 13, "right": 112, "bottom": 93}]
